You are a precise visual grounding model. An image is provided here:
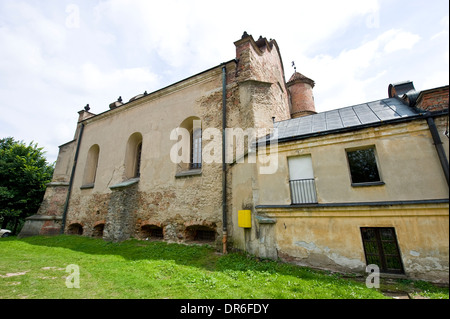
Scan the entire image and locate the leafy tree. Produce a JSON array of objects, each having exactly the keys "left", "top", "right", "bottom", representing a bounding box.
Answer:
[{"left": 0, "top": 137, "right": 54, "bottom": 234}]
